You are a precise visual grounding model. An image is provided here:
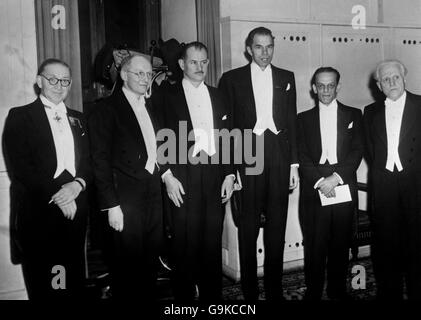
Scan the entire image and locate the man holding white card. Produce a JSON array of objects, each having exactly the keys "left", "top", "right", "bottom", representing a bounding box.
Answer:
[{"left": 297, "top": 67, "right": 364, "bottom": 300}]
